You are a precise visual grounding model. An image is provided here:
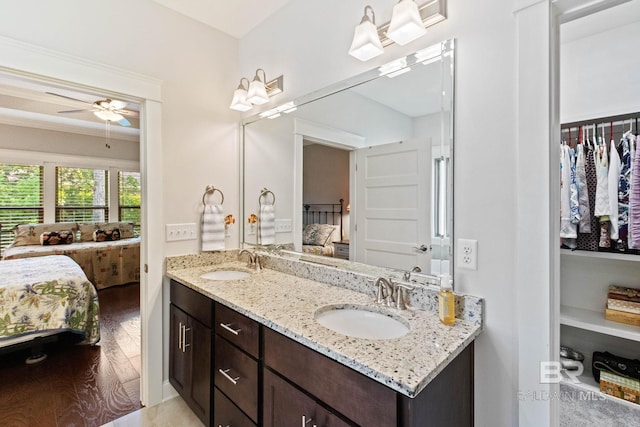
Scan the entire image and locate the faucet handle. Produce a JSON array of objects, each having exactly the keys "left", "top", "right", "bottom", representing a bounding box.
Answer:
[{"left": 395, "top": 283, "right": 414, "bottom": 310}]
